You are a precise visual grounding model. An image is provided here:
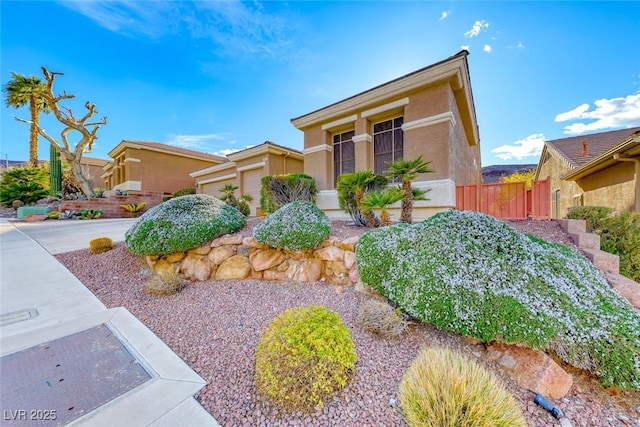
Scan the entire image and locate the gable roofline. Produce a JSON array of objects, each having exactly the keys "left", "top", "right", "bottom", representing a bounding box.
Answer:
[
  {"left": 563, "top": 131, "right": 640, "bottom": 181},
  {"left": 108, "top": 140, "right": 226, "bottom": 163},
  {"left": 290, "top": 50, "right": 479, "bottom": 146},
  {"left": 227, "top": 141, "right": 303, "bottom": 162}
]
